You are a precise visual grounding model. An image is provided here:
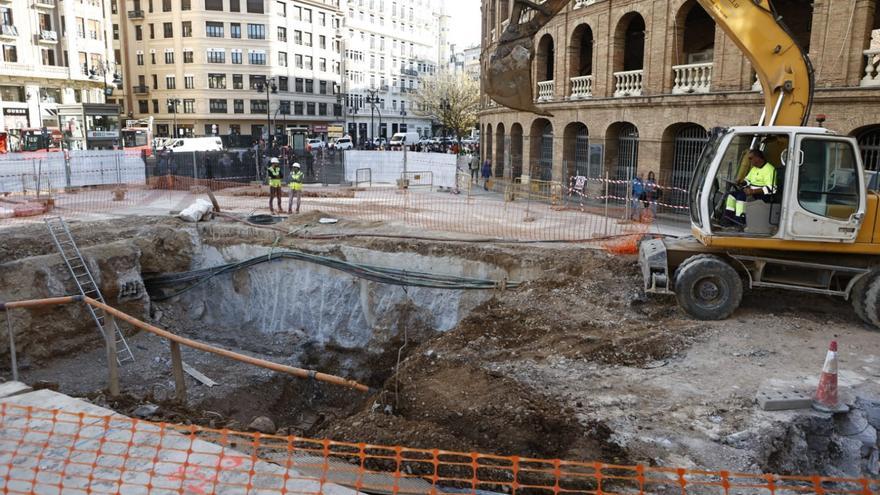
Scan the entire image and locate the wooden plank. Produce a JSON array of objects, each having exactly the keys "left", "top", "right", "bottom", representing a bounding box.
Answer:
[
  {"left": 0, "top": 381, "right": 32, "bottom": 399},
  {"left": 106, "top": 315, "right": 120, "bottom": 397},
  {"left": 182, "top": 362, "right": 218, "bottom": 387},
  {"left": 170, "top": 341, "right": 187, "bottom": 403}
]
